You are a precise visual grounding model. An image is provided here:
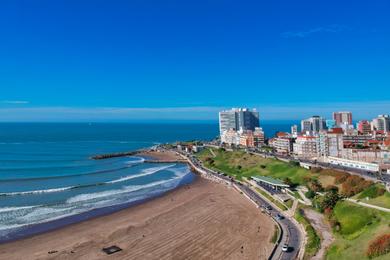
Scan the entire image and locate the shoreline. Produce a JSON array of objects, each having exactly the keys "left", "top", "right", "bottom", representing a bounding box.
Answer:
[
  {"left": 0, "top": 171, "right": 196, "bottom": 244},
  {"left": 0, "top": 150, "right": 187, "bottom": 244},
  {"left": 0, "top": 174, "right": 275, "bottom": 260}
]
